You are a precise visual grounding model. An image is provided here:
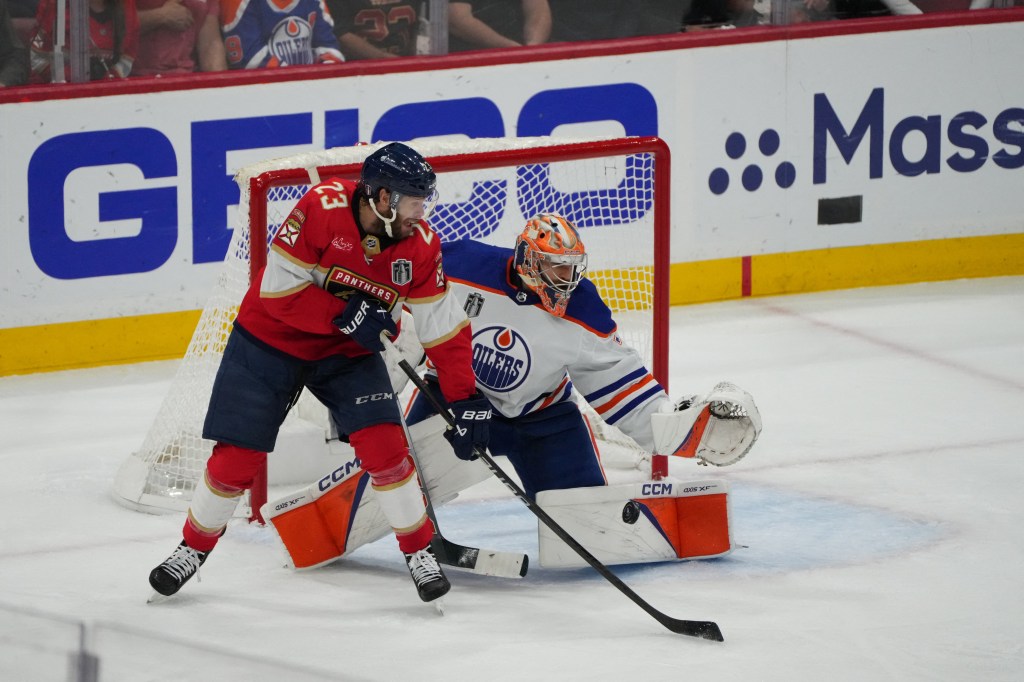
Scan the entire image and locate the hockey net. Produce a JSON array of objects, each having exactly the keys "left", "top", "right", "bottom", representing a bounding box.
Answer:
[{"left": 113, "top": 136, "right": 671, "bottom": 519}]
